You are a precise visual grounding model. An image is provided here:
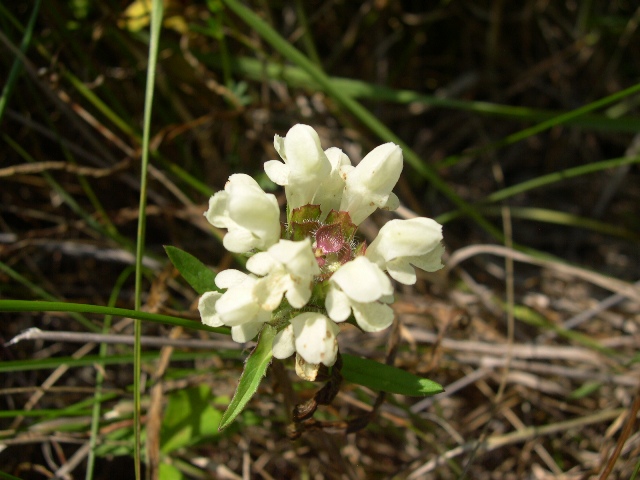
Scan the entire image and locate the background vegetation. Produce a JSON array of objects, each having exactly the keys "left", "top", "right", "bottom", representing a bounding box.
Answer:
[{"left": 1, "top": 0, "right": 639, "bottom": 478}]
